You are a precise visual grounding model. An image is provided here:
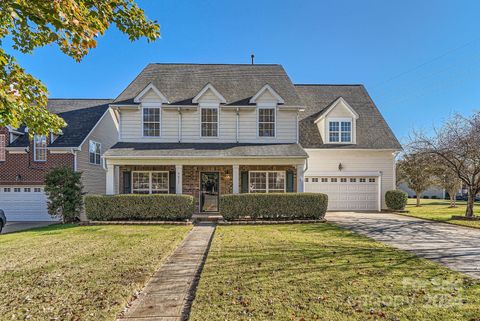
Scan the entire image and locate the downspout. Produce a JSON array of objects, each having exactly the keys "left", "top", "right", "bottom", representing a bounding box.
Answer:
[
  {"left": 296, "top": 110, "right": 299, "bottom": 144},
  {"left": 71, "top": 148, "right": 78, "bottom": 171},
  {"left": 235, "top": 107, "right": 239, "bottom": 143},
  {"left": 177, "top": 108, "right": 182, "bottom": 143}
]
